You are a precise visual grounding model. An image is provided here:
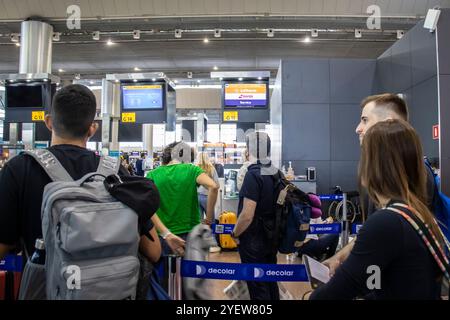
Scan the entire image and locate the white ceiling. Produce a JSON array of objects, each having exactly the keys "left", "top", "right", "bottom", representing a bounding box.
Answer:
[{"left": 0, "top": 0, "right": 448, "bottom": 82}]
